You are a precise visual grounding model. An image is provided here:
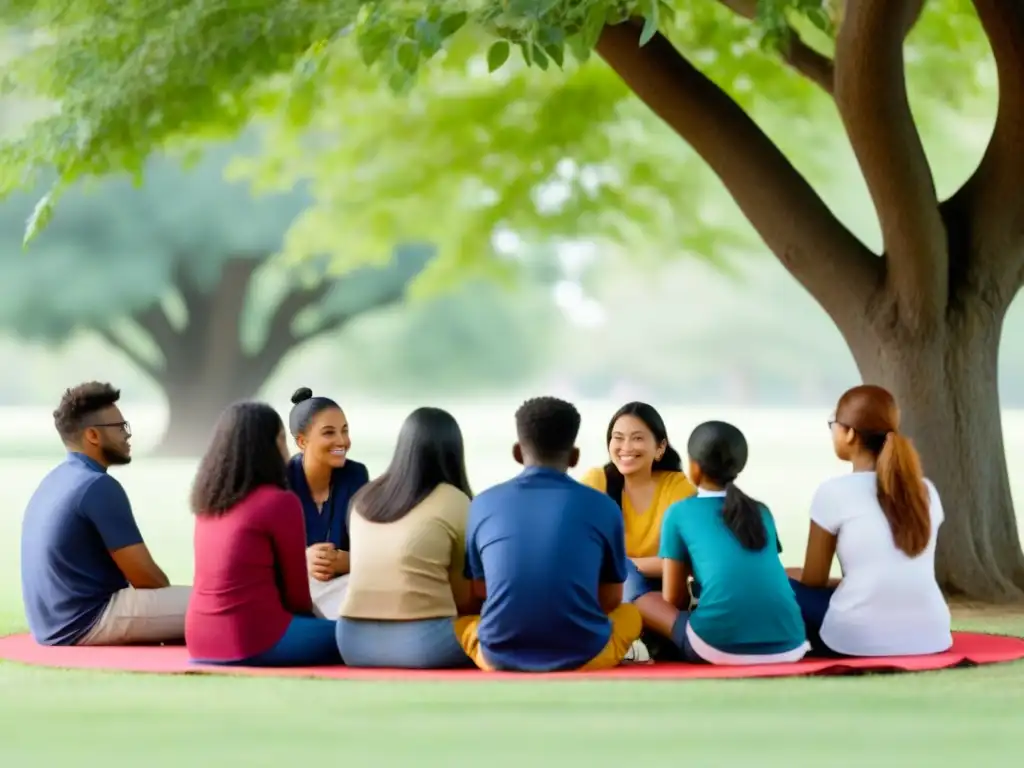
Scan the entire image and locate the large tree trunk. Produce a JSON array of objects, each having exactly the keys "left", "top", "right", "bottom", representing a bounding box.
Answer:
[
  {"left": 157, "top": 376, "right": 263, "bottom": 457},
  {"left": 847, "top": 304, "right": 1024, "bottom": 601},
  {"left": 595, "top": 1, "right": 1024, "bottom": 602}
]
